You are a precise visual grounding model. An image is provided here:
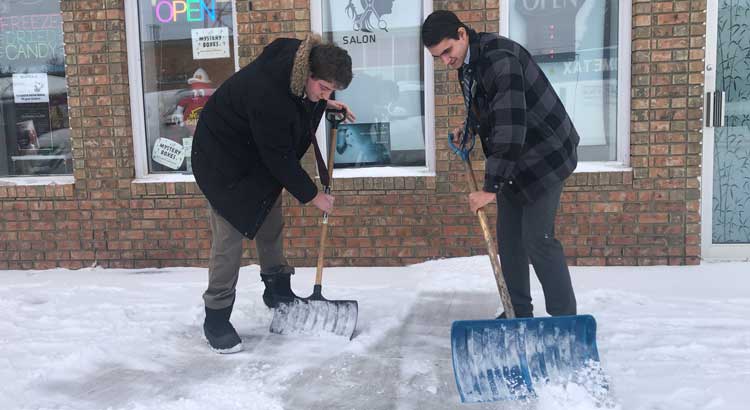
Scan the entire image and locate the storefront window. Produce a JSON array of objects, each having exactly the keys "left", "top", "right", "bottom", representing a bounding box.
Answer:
[
  {"left": 135, "top": 0, "right": 236, "bottom": 174},
  {"left": 0, "top": 1, "right": 70, "bottom": 177},
  {"left": 321, "top": 0, "right": 427, "bottom": 169},
  {"left": 506, "top": 0, "right": 620, "bottom": 161}
]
